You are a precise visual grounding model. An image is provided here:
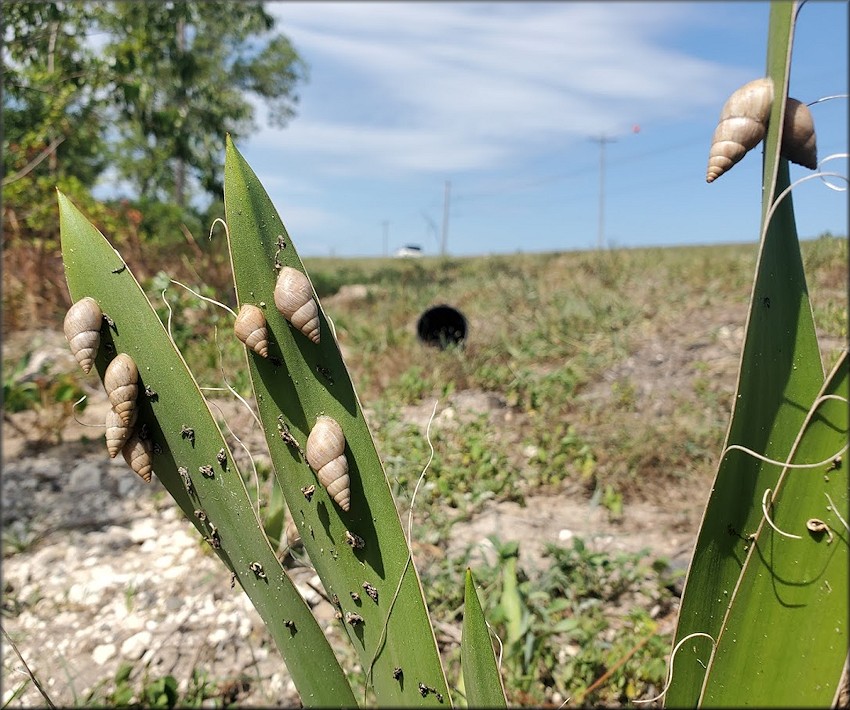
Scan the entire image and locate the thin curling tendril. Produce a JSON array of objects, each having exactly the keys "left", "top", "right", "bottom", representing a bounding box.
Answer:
[
  {"left": 171, "top": 279, "right": 237, "bottom": 319},
  {"left": 633, "top": 632, "right": 717, "bottom": 705},
  {"left": 824, "top": 492, "right": 849, "bottom": 533},
  {"left": 208, "top": 216, "right": 230, "bottom": 241},
  {"left": 722, "top": 394, "right": 848, "bottom": 469},
  {"left": 365, "top": 399, "right": 439, "bottom": 701},
  {"left": 71, "top": 394, "right": 103, "bottom": 428},
  {"left": 761, "top": 488, "right": 803, "bottom": 540},
  {"left": 160, "top": 288, "right": 175, "bottom": 345},
  {"left": 762, "top": 171, "right": 849, "bottom": 245},
  {"left": 815, "top": 153, "right": 848, "bottom": 192}
]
